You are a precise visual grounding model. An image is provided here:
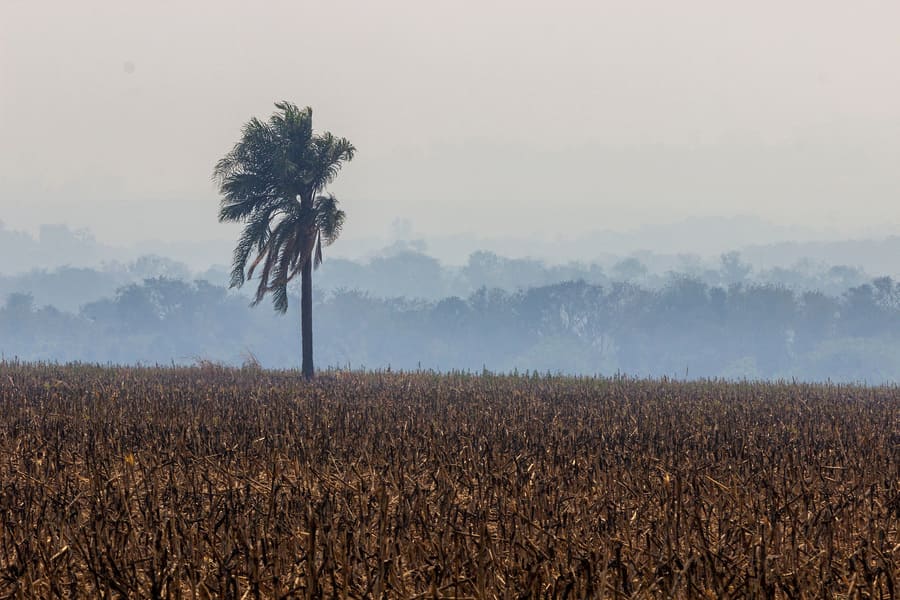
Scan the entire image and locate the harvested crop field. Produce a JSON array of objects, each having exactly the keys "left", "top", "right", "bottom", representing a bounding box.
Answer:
[{"left": 0, "top": 363, "right": 897, "bottom": 598}]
